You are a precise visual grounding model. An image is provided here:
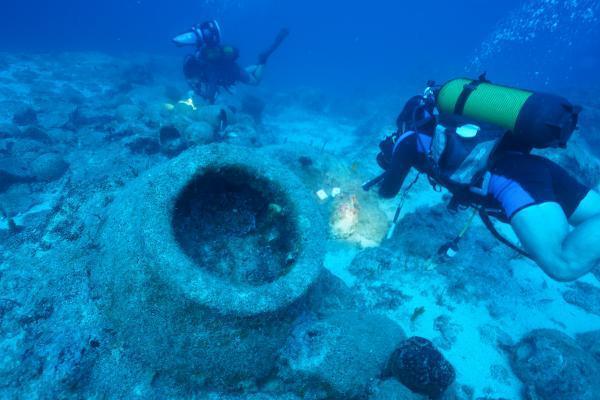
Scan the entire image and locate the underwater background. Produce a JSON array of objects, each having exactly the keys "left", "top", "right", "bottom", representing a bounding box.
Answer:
[
  {"left": 3, "top": 0, "right": 600, "bottom": 91},
  {"left": 1, "top": 0, "right": 600, "bottom": 399}
]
